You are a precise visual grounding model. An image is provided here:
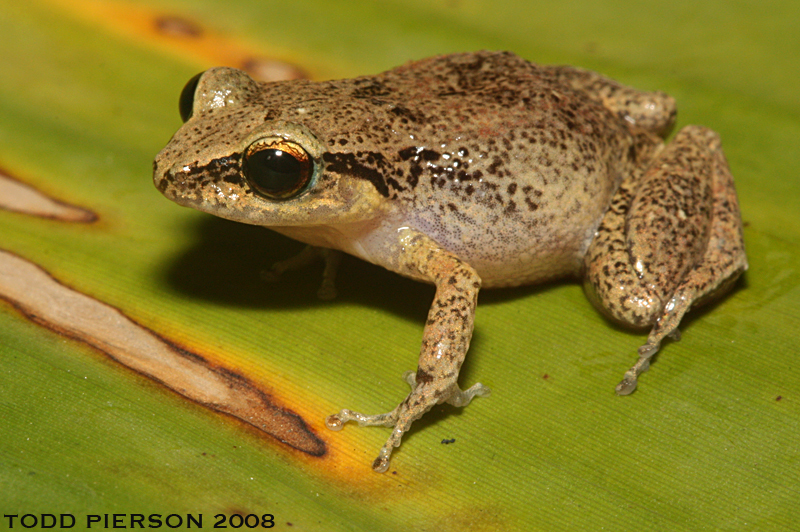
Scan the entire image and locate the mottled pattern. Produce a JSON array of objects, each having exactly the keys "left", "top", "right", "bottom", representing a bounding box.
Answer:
[
  {"left": 154, "top": 51, "right": 747, "bottom": 471},
  {"left": 155, "top": 52, "right": 677, "bottom": 286}
]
